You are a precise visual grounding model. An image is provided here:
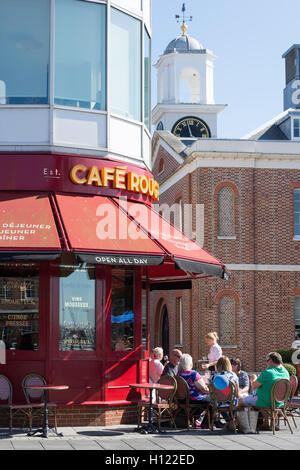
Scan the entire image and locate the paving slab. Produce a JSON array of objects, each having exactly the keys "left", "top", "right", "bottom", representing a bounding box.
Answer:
[
  {"left": 251, "top": 433, "right": 300, "bottom": 450},
  {"left": 126, "top": 438, "right": 165, "bottom": 451},
  {"left": 12, "top": 440, "right": 45, "bottom": 451},
  {"left": 96, "top": 439, "right": 135, "bottom": 450},
  {"left": 171, "top": 434, "right": 223, "bottom": 450},
  {"left": 151, "top": 436, "right": 193, "bottom": 450},
  {"left": 40, "top": 440, "right": 75, "bottom": 450},
  {"left": 199, "top": 435, "right": 252, "bottom": 451},
  {"left": 66, "top": 440, "right": 104, "bottom": 450},
  {"left": 0, "top": 441, "right": 14, "bottom": 450},
  {"left": 225, "top": 435, "right": 276, "bottom": 451}
]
